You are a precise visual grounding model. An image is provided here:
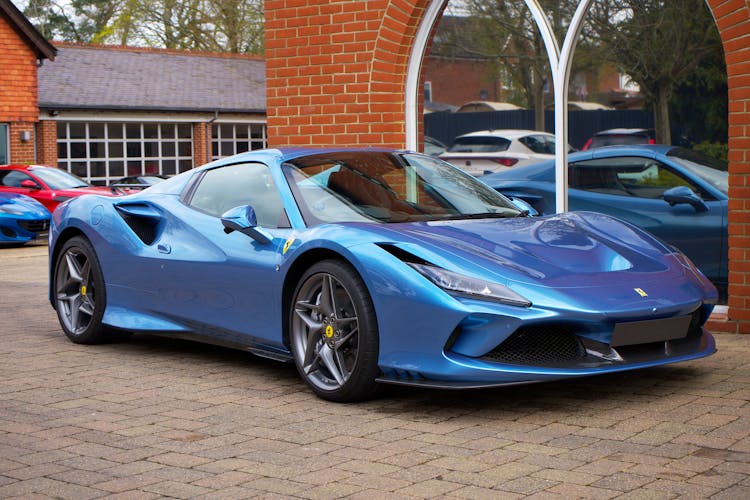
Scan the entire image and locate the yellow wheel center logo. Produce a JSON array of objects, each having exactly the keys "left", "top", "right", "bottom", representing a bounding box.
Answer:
[
  {"left": 81, "top": 285, "right": 87, "bottom": 296},
  {"left": 325, "top": 325, "right": 334, "bottom": 338}
]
